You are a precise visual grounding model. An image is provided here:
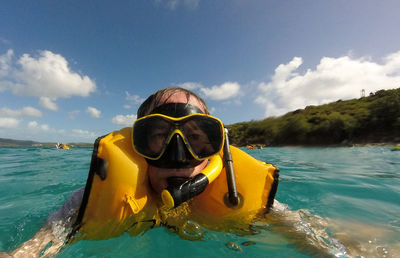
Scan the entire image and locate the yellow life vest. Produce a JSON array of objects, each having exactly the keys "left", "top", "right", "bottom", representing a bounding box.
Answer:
[{"left": 72, "top": 127, "right": 278, "bottom": 241}]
